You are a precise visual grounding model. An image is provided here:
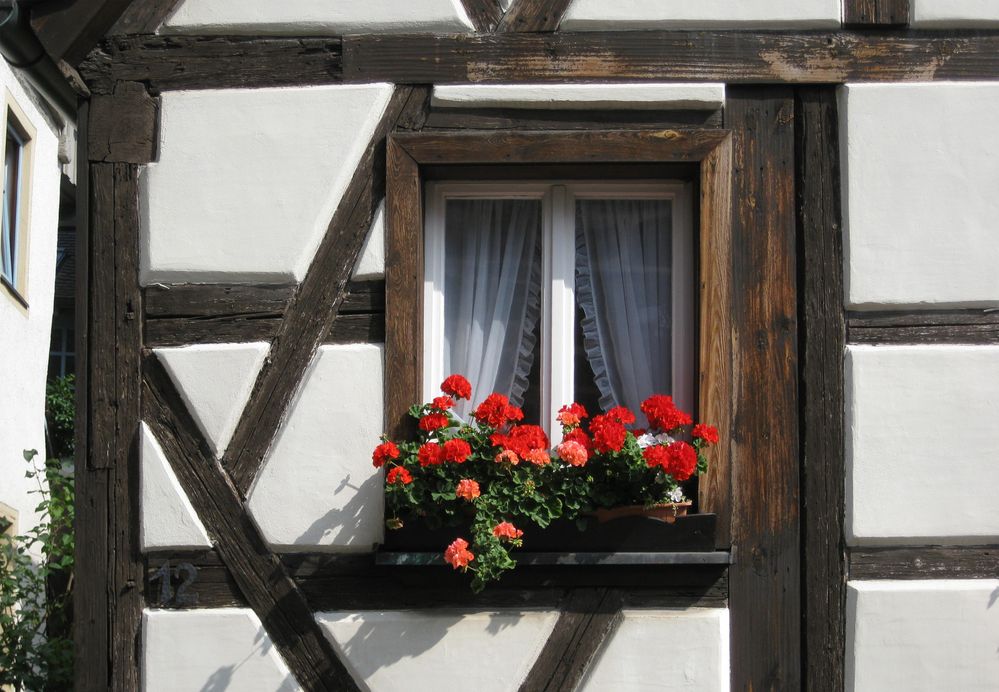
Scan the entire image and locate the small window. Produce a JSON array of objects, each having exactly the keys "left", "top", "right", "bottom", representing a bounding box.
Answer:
[
  {"left": 1, "top": 103, "right": 32, "bottom": 303},
  {"left": 424, "top": 181, "right": 695, "bottom": 436}
]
